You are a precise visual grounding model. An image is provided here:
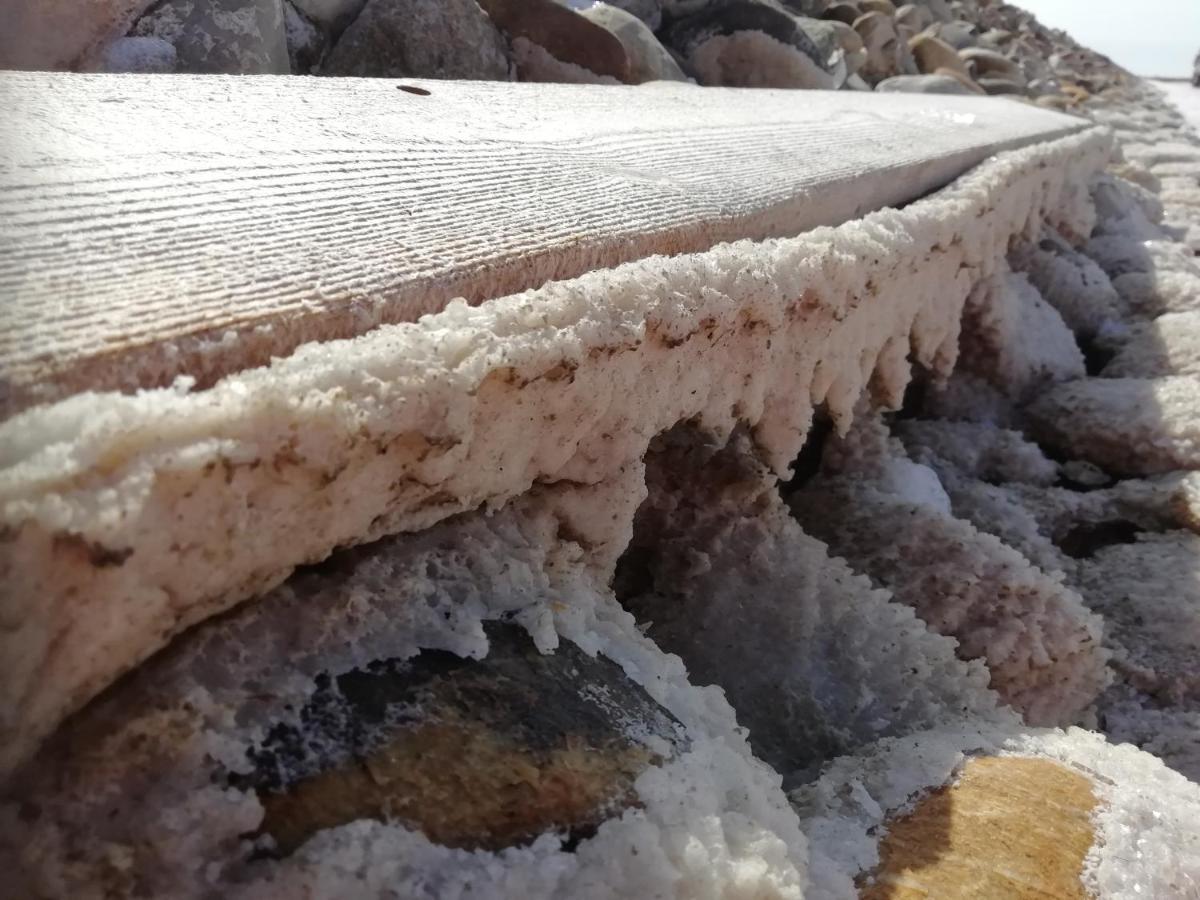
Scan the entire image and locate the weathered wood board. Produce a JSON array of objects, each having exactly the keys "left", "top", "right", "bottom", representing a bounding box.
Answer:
[{"left": 0, "top": 73, "right": 1089, "bottom": 417}]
